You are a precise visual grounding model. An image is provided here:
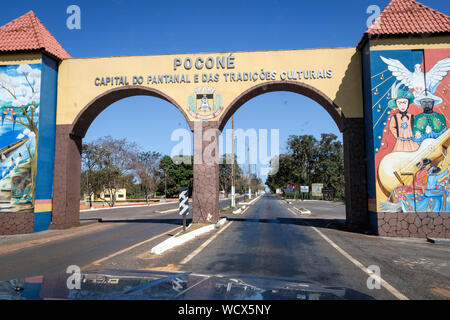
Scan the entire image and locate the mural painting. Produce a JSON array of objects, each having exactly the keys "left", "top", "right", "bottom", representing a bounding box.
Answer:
[
  {"left": 0, "top": 63, "right": 41, "bottom": 213},
  {"left": 372, "top": 49, "right": 450, "bottom": 213}
]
